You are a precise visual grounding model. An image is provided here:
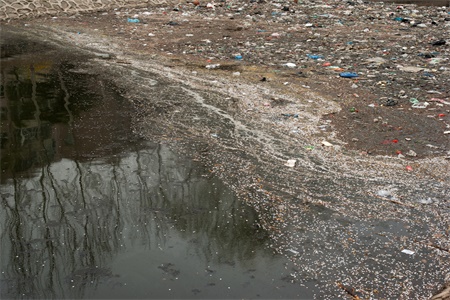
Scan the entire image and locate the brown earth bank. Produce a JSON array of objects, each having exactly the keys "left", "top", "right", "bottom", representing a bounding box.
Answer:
[
  {"left": 3, "top": 0, "right": 449, "bottom": 159},
  {"left": 1, "top": 0, "right": 450, "bottom": 299}
]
